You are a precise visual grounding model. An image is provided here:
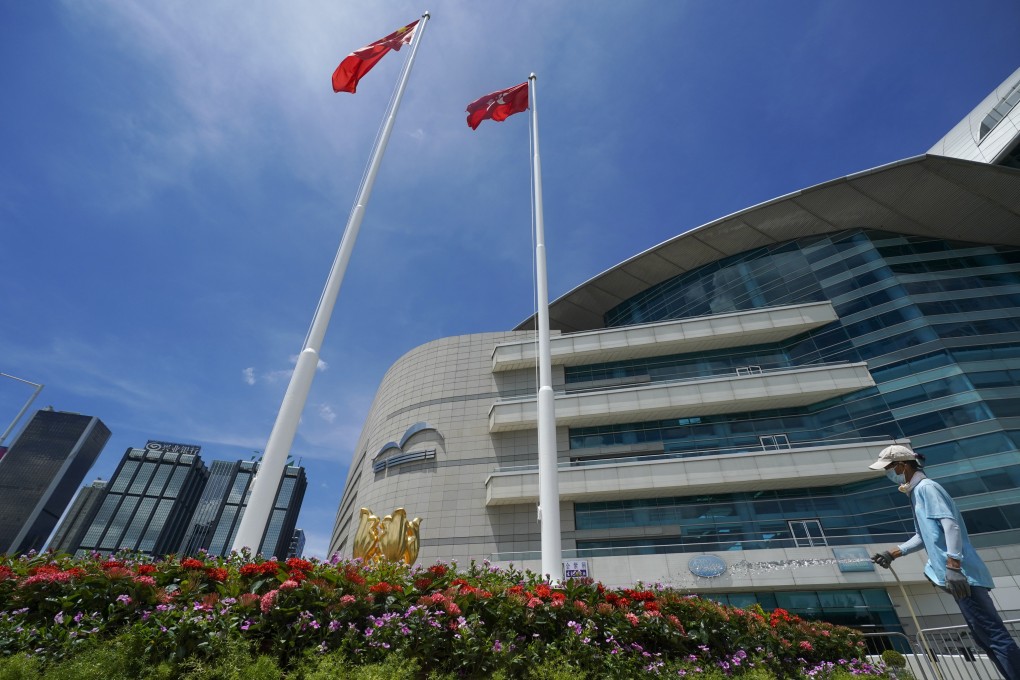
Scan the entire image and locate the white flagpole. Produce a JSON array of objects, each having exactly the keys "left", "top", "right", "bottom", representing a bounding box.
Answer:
[
  {"left": 232, "top": 12, "right": 431, "bottom": 555},
  {"left": 528, "top": 73, "right": 562, "bottom": 583}
]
